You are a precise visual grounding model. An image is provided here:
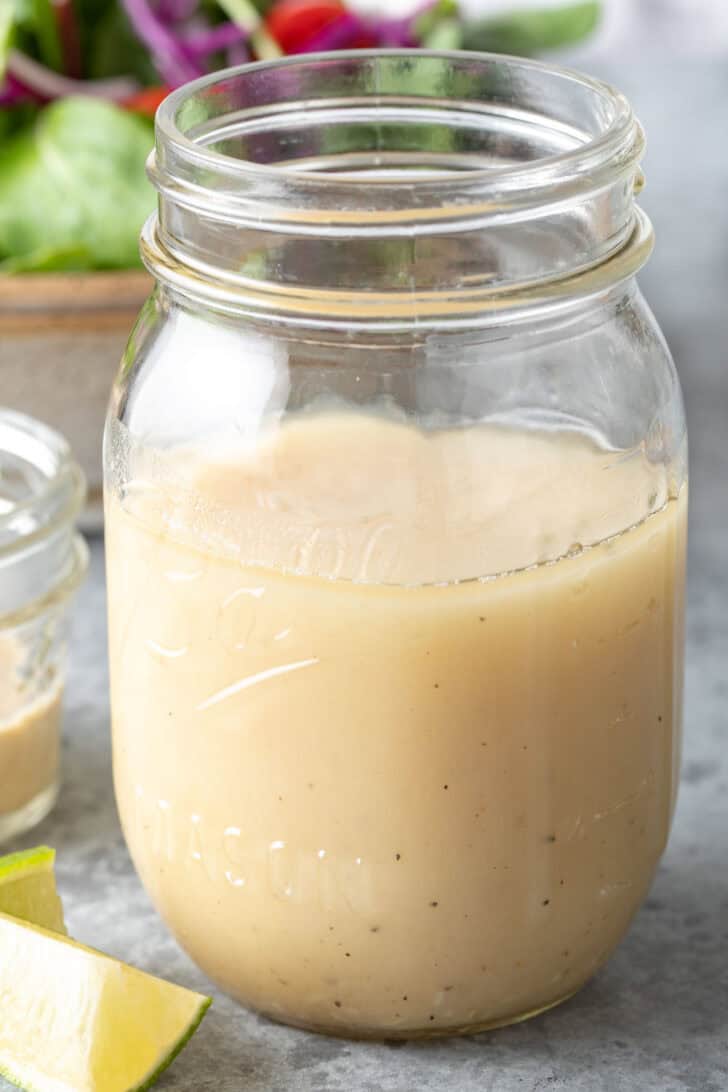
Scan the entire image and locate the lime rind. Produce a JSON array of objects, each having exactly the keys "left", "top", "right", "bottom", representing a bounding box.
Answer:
[
  {"left": 0, "top": 1058, "right": 45, "bottom": 1092},
  {"left": 0, "top": 850, "right": 211, "bottom": 1089},
  {"left": 0, "top": 997, "right": 211, "bottom": 1092},
  {"left": 0, "top": 911, "right": 212, "bottom": 1092},
  {"left": 0, "top": 846, "right": 65, "bottom": 935},
  {"left": 135, "top": 995, "right": 212, "bottom": 1092},
  {"left": 0, "top": 846, "right": 54, "bottom": 882},
  {"left": 0, "top": 1057, "right": 44, "bottom": 1092}
]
